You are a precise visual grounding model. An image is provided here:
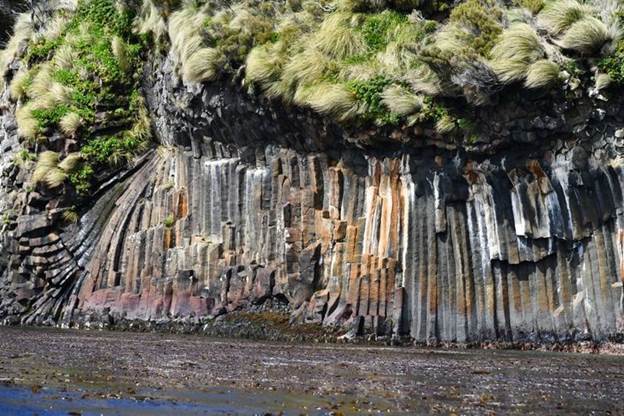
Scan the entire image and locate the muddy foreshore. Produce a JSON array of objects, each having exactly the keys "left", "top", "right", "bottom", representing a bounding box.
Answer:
[
  {"left": 1, "top": 325, "right": 624, "bottom": 415},
  {"left": 4, "top": 310, "right": 624, "bottom": 355}
]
